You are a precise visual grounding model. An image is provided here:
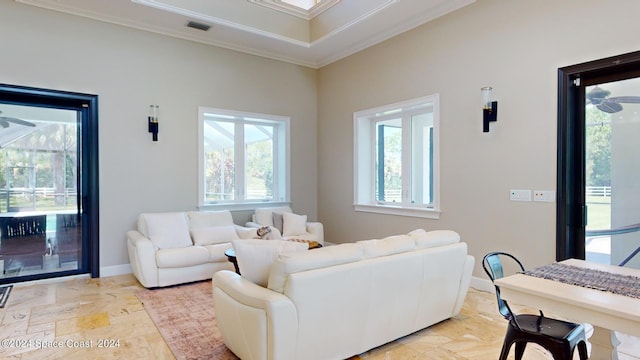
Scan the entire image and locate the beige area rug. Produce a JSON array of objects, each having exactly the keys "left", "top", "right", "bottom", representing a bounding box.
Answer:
[{"left": 135, "top": 281, "right": 239, "bottom": 360}]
